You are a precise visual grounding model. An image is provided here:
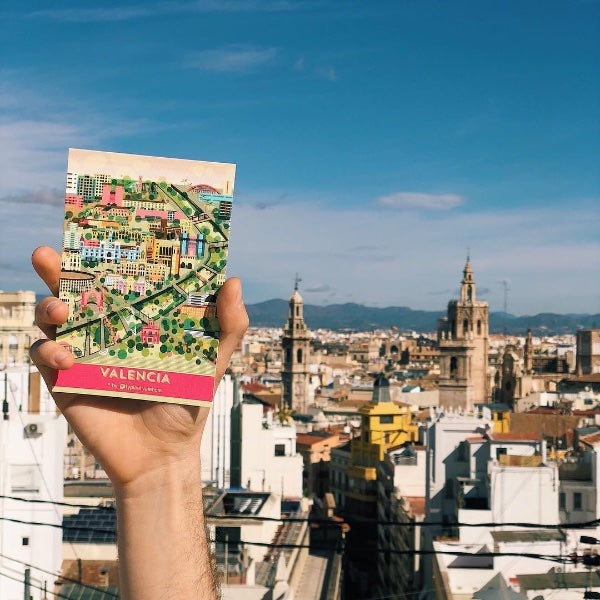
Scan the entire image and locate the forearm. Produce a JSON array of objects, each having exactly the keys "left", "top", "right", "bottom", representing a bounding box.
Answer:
[{"left": 115, "top": 459, "right": 217, "bottom": 600}]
